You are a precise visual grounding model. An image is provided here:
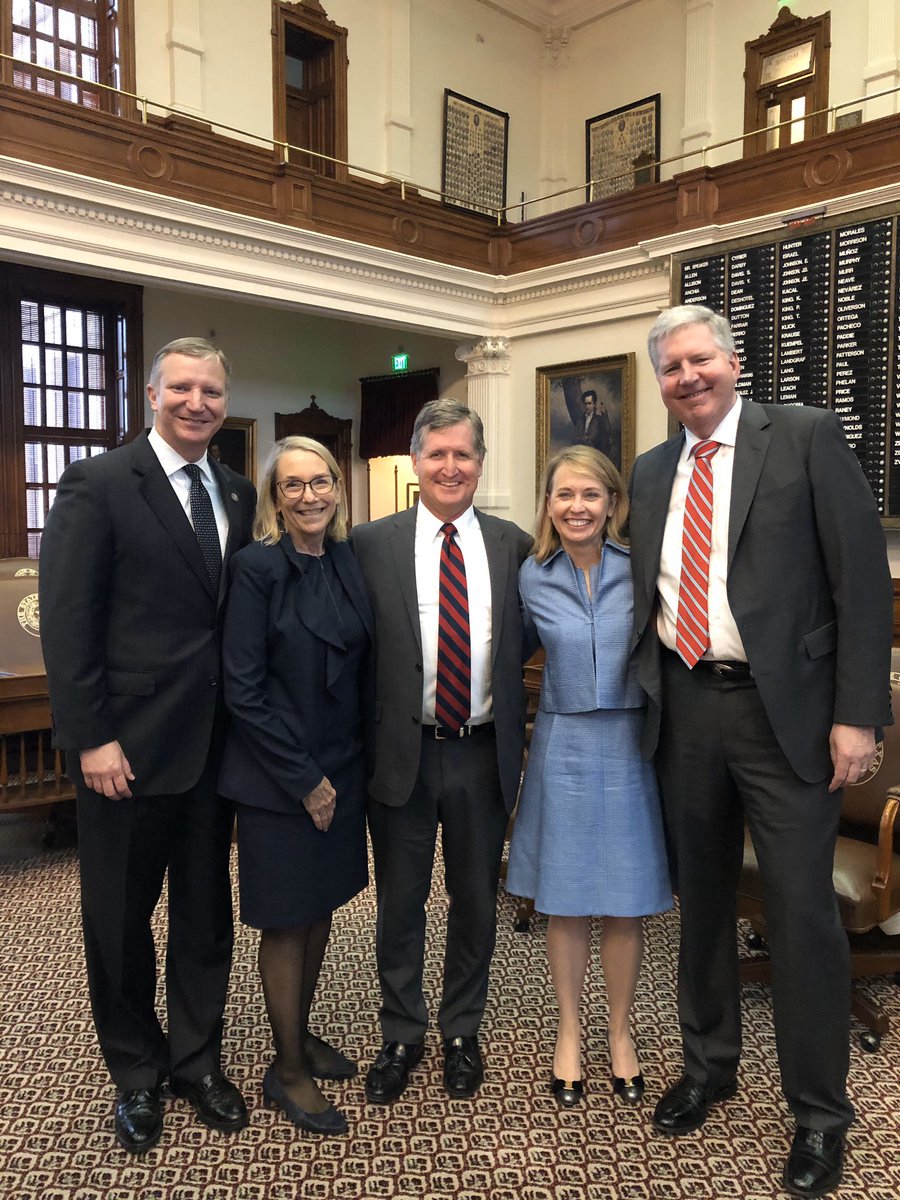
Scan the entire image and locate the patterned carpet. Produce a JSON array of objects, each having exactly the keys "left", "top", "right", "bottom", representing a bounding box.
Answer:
[{"left": 0, "top": 820, "right": 898, "bottom": 1200}]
